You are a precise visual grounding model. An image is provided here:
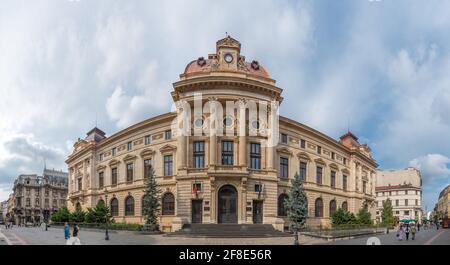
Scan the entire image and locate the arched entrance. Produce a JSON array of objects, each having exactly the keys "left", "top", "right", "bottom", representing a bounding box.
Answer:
[{"left": 218, "top": 185, "right": 238, "bottom": 223}]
